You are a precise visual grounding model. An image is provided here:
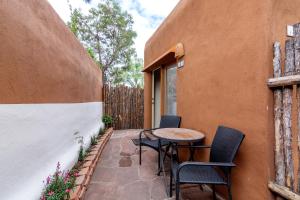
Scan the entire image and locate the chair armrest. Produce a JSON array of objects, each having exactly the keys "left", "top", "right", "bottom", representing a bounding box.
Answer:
[
  {"left": 176, "top": 145, "right": 211, "bottom": 149},
  {"left": 178, "top": 161, "right": 236, "bottom": 170},
  {"left": 176, "top": 161, "right": 236, "bottom": 180},
  {"left": 139, "top": 128, "right": 159, "bottom": 139}
]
